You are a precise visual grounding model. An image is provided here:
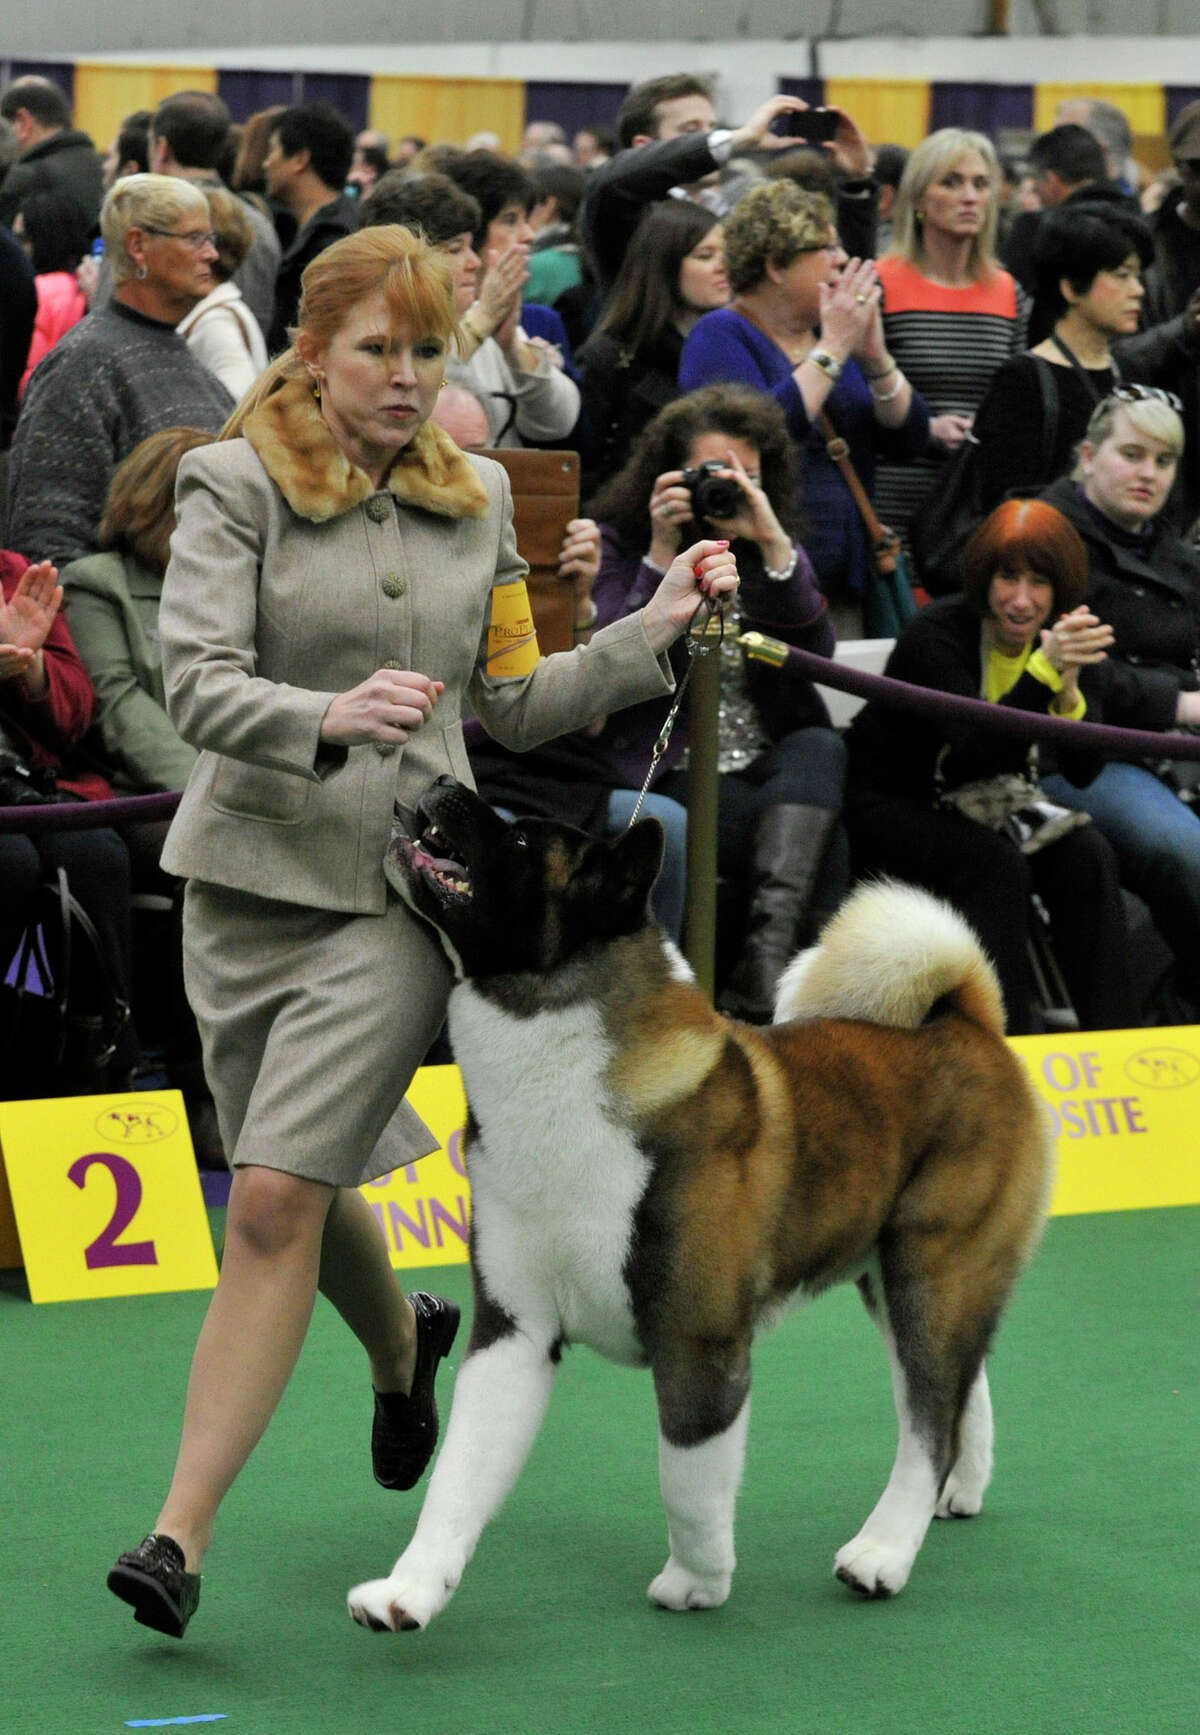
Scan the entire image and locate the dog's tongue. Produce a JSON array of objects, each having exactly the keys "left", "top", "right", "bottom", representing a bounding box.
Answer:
[{"left": 413, "top": 841, "right": 467, "bottom": 877}]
